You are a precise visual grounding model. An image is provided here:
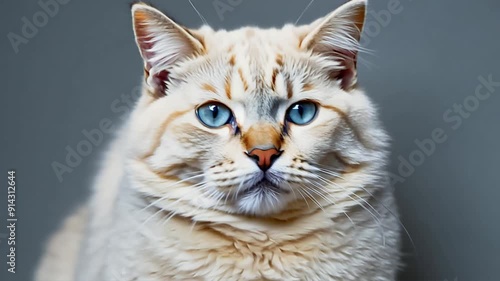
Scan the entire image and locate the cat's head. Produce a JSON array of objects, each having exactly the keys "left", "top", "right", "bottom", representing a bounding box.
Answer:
[{"left": 127, "top": 0, "right": 389, "bottom": 217}]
